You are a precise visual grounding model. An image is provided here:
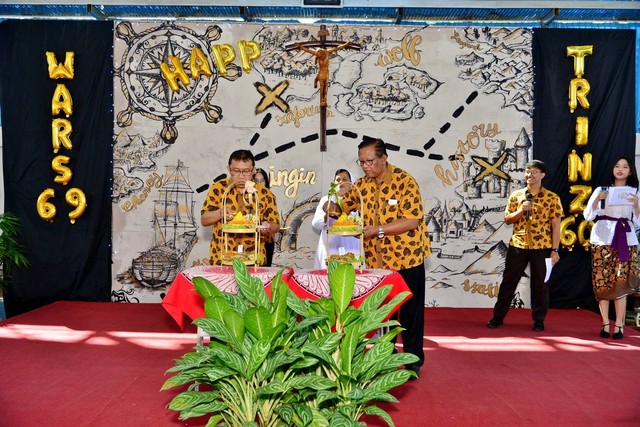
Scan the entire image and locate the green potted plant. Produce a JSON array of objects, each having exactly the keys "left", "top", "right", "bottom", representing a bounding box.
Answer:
[
  {"left": 0, "top": 212, "right": 29, "bottom": 319},
  {"left": 162, "top": 258, "right": 417, "bottom": 426}
]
